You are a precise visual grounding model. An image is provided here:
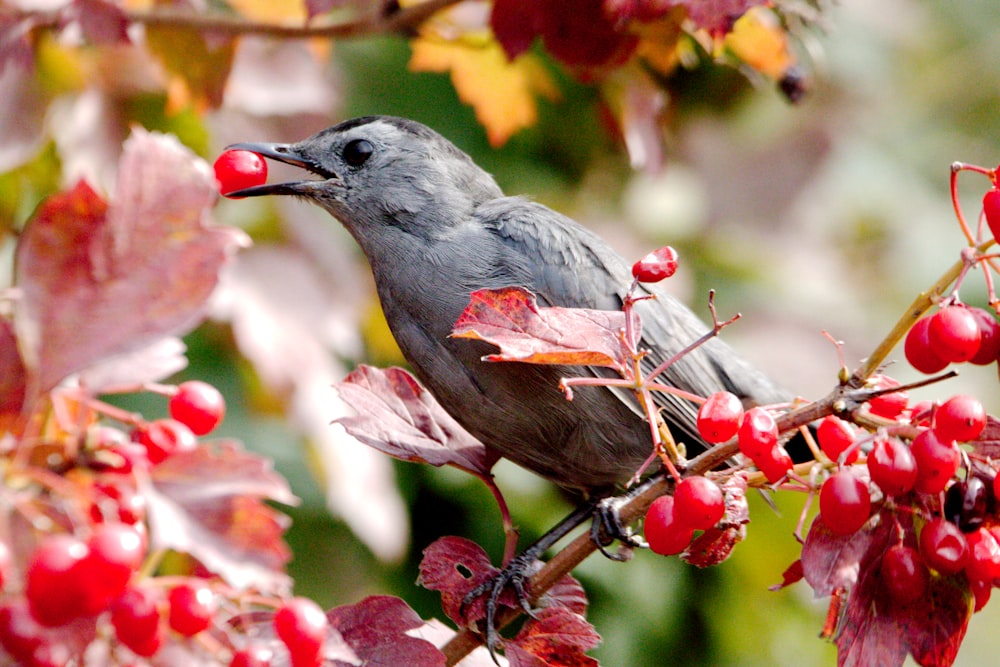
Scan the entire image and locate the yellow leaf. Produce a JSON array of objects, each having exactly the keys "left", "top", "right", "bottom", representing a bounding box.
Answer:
[
  {"left": 409, "top": 37, "right": 559, "bottom": 147},
  {"left": 635, "top": 9, "right": 686, "bottom": 78},
  {"left": 724, "top": 7, "right": 793, "bottom": 78},
  {"left": 226, "top": 0, "right": 307, "bottom": 24}
]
